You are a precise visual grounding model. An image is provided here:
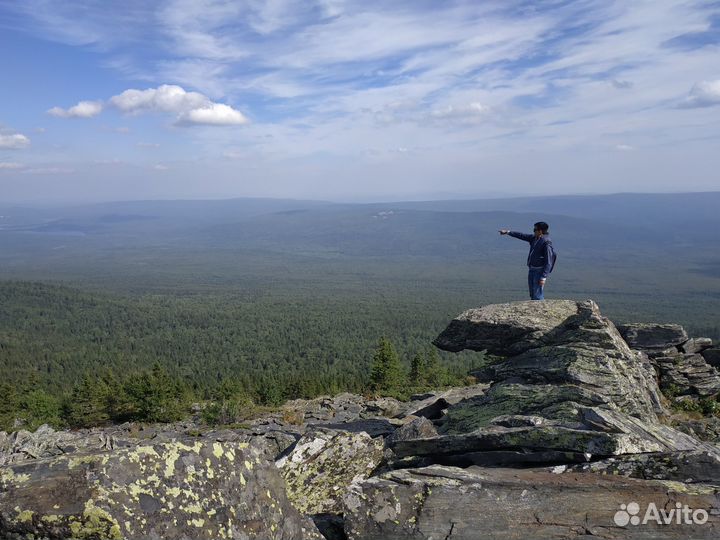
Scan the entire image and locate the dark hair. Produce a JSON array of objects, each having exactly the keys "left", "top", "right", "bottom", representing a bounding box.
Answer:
[{"left": 534, "top": 221, "right": 549, "bottom": 233}]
